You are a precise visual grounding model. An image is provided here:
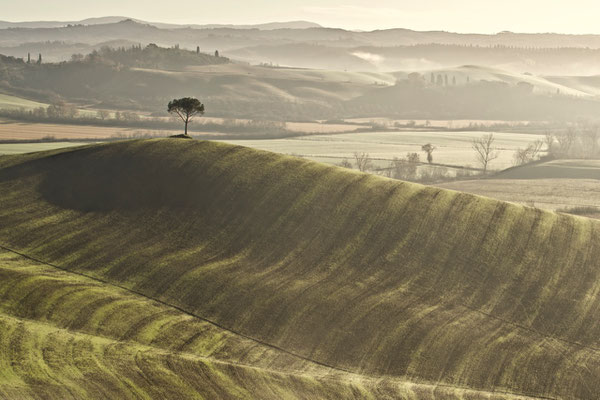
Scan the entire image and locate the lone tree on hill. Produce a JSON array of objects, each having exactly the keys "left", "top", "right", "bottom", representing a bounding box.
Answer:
[{"left": 167, "top": 97, "right": 205, "bottom": 135}]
